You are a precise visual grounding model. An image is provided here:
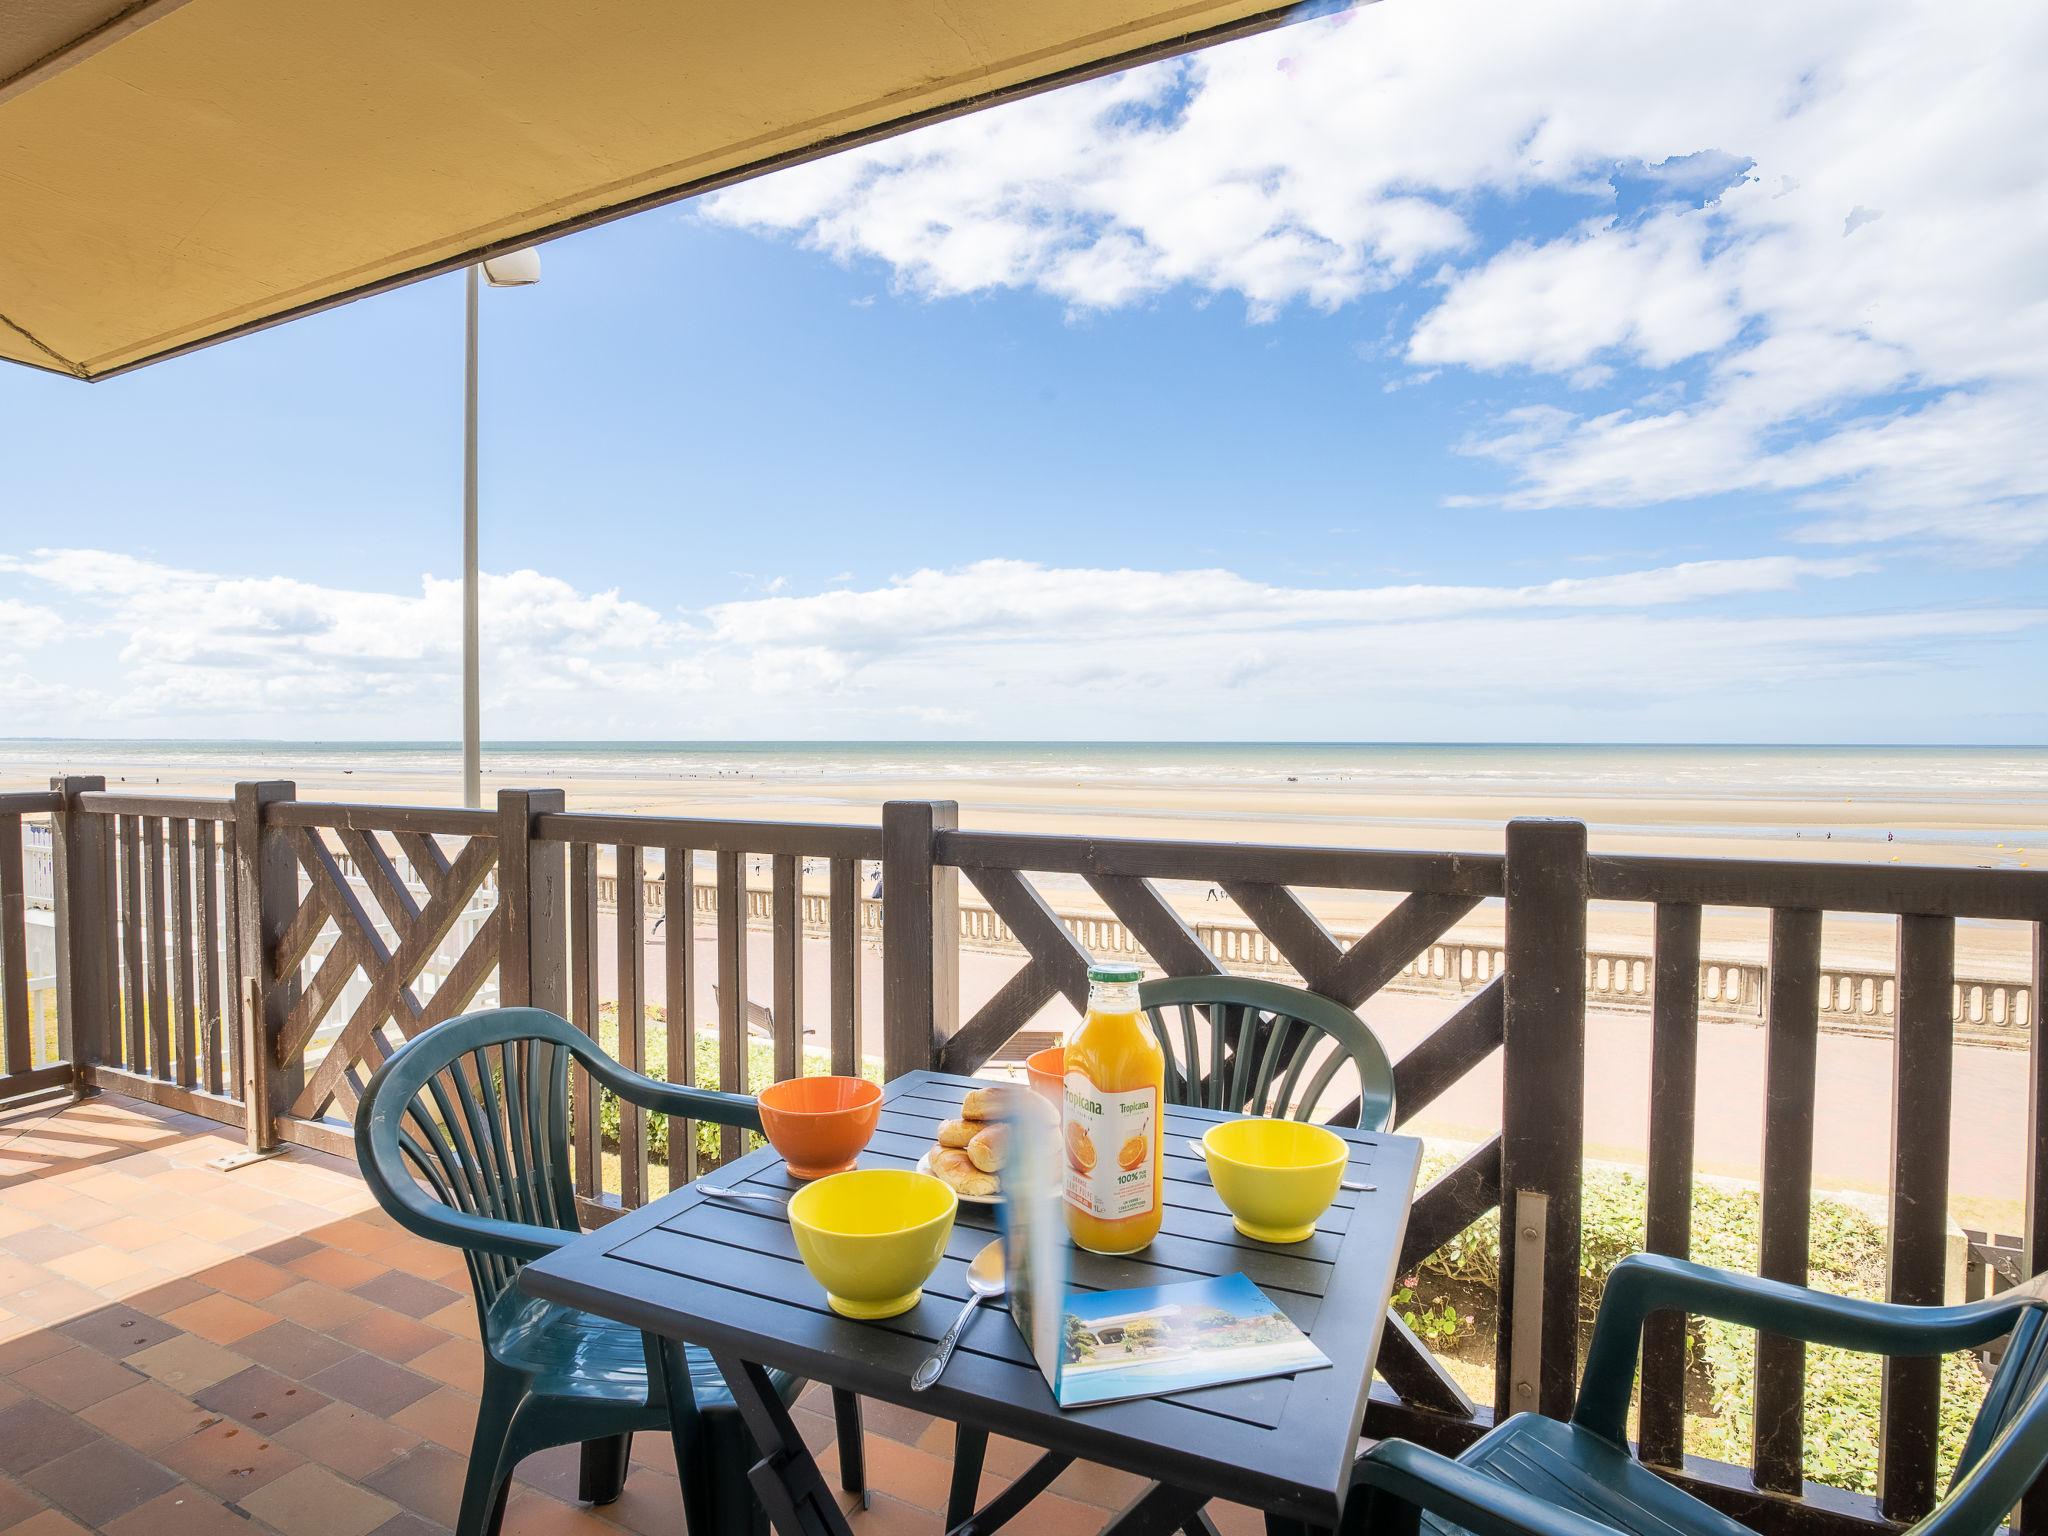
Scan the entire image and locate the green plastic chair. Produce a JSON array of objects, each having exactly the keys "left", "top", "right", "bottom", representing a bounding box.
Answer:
[
  {"left": 1347, "top": 1253, "right": 2048, "bottom": 1536},
  {"left": 354, "top": 1006, "right": 862, "bottom": 1536},
  {"left": 1140, "top": 974, "right": 1398, "bottom": 1132}
]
